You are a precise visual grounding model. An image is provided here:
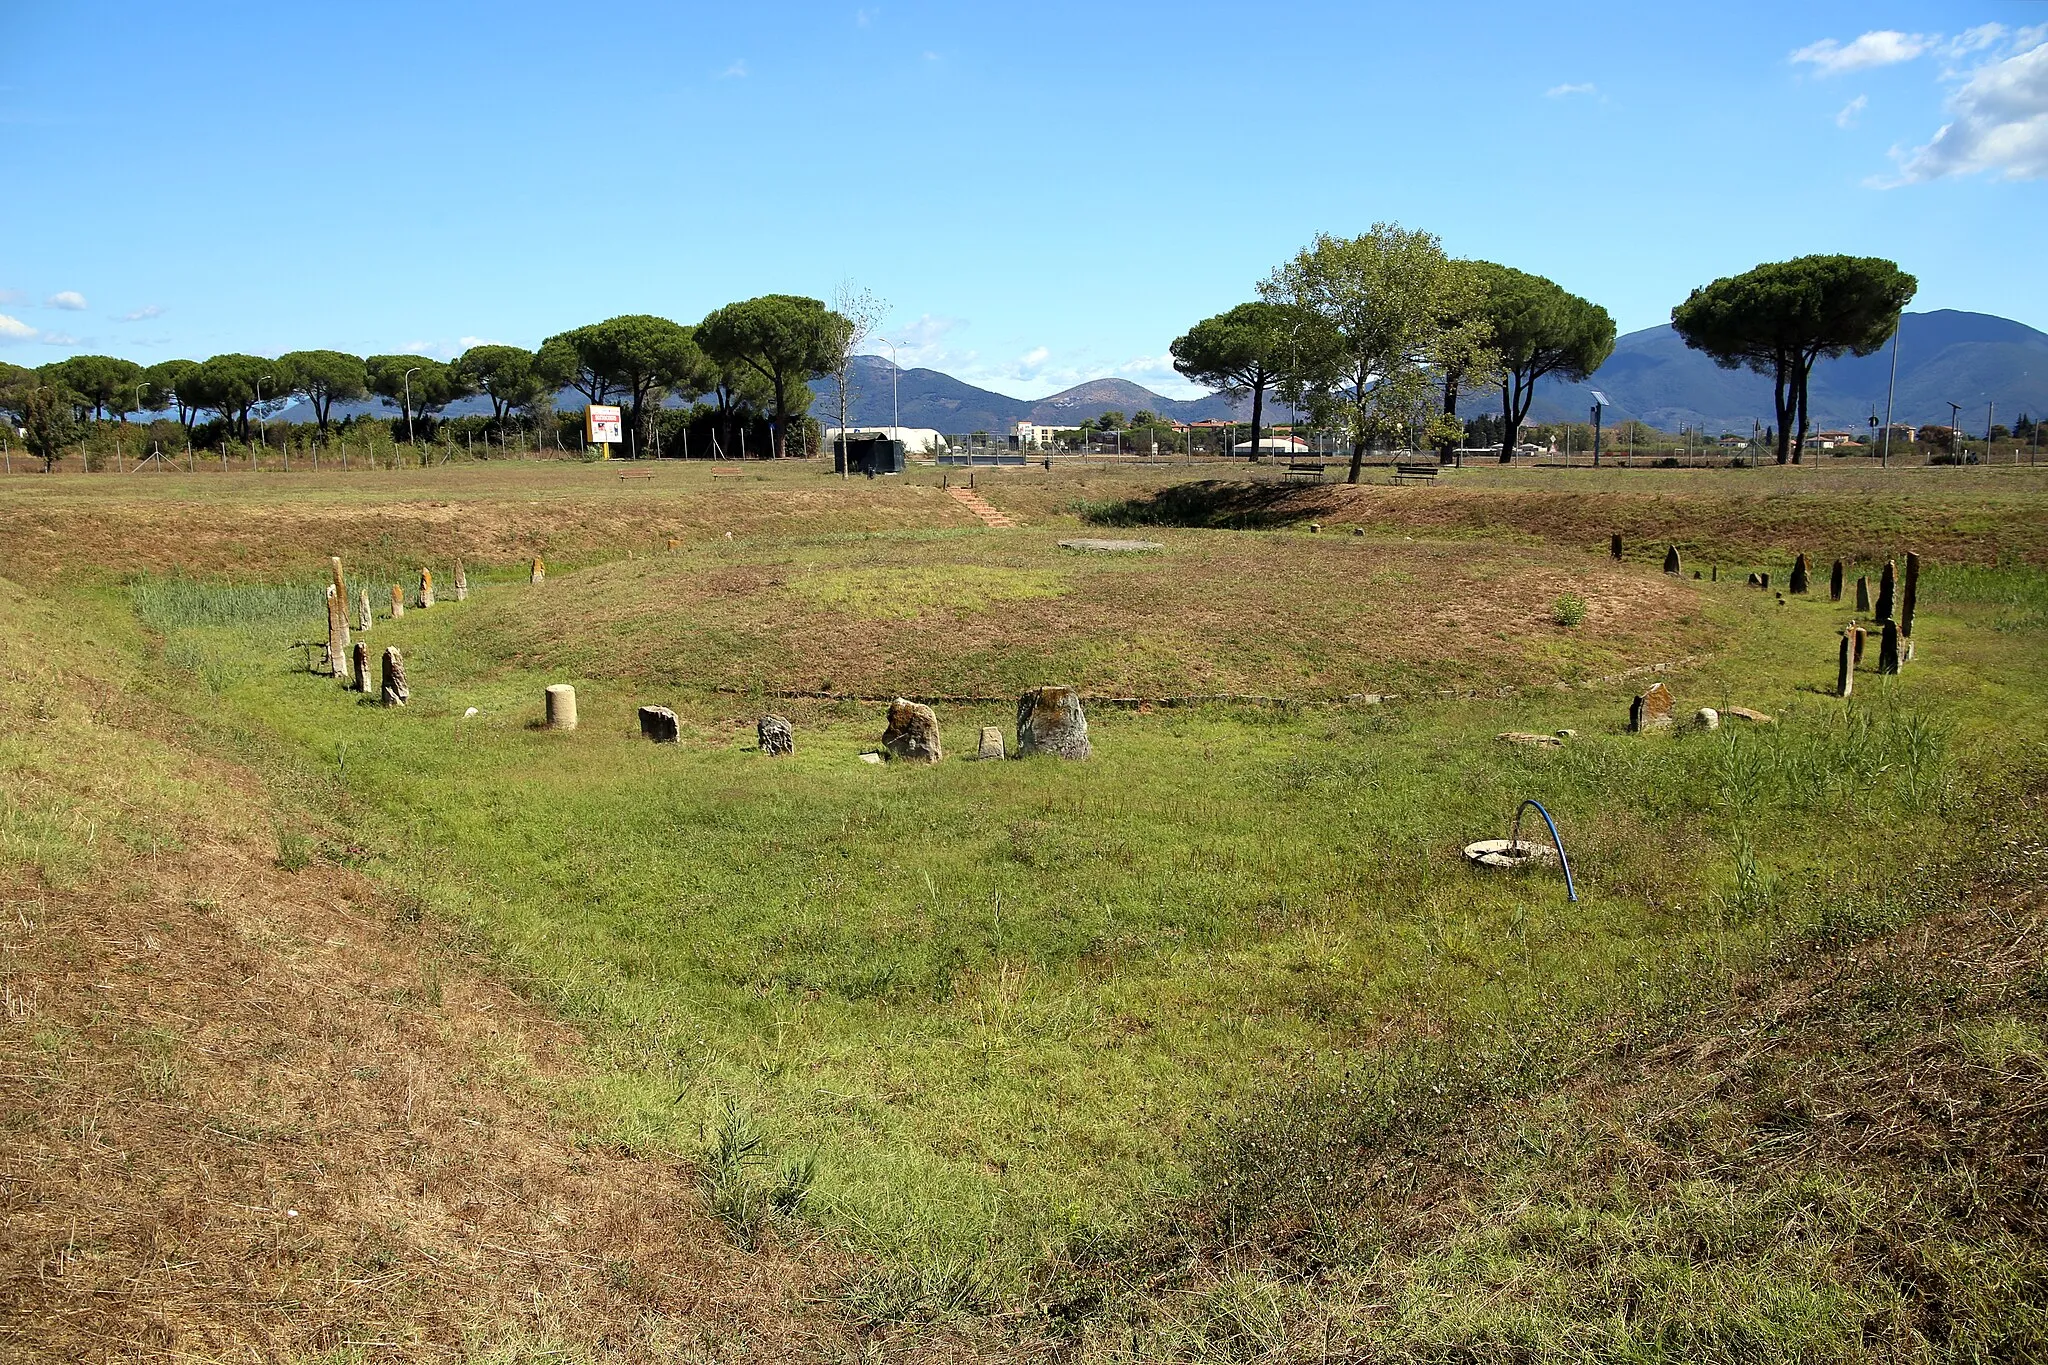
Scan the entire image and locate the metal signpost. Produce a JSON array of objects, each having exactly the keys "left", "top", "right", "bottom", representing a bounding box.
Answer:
[{"left": 586, "top": 404, "right": 622, "bottom": 459}]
